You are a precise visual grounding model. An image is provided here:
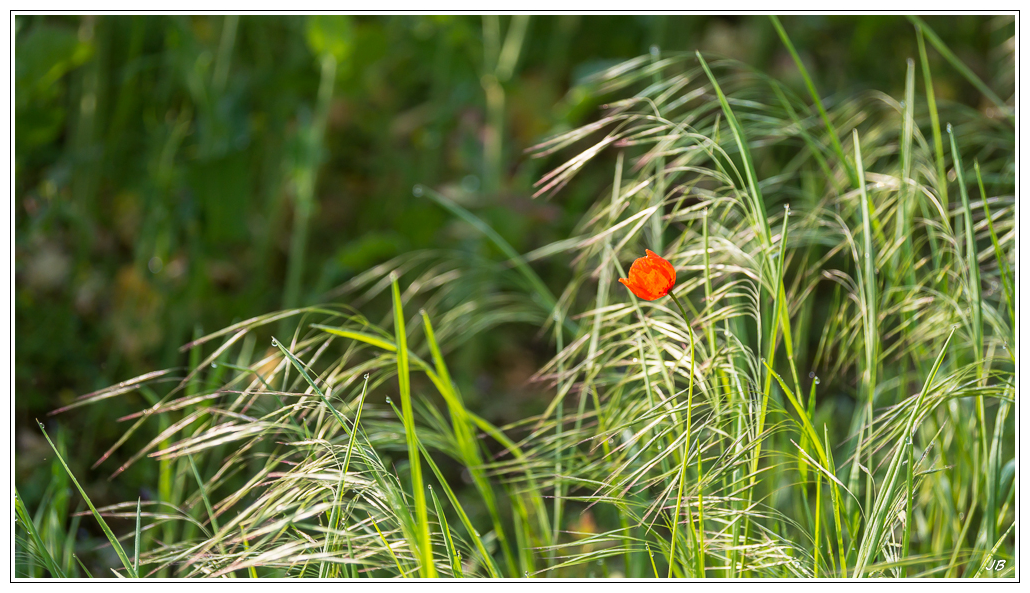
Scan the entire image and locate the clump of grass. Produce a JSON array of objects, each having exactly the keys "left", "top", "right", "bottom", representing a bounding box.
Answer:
[{"left": 18, "top": 18, "right": 1013, "bottom": 579}]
